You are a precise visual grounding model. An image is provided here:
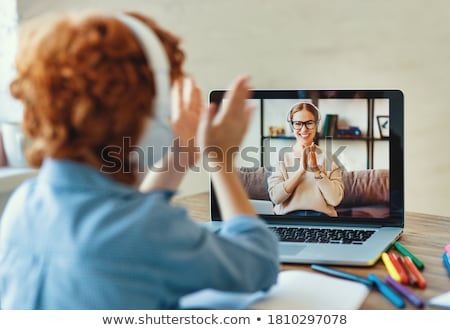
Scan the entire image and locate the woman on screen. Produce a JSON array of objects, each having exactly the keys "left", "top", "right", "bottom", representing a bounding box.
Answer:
[
  {"left": 268, "top": 102, "right": 344, "bottom": 217},
  {"left": 0, "top": 11, "right": 279, "bottom": 309}
]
